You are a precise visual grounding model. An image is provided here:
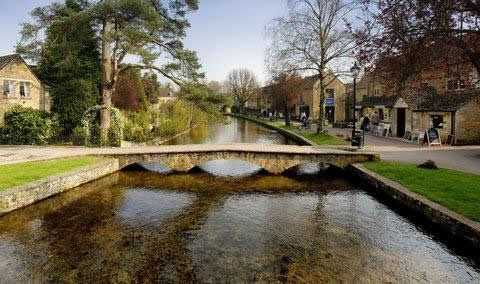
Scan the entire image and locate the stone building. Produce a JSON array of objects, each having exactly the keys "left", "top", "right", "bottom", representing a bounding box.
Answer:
[
  {"left": 357, "top": 66, "right": 480, "bottom": 144},
  {"left": 297, "top": 74, "right": 347, "bottom": 123},
  {"left": 0, "top": 54, "right": 50, "bottom": 121}
]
